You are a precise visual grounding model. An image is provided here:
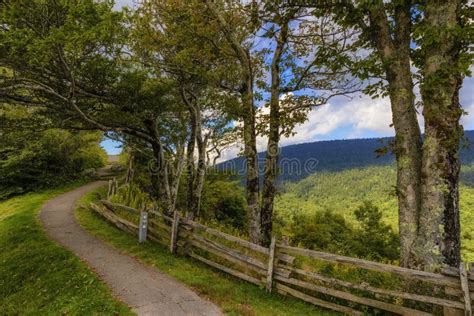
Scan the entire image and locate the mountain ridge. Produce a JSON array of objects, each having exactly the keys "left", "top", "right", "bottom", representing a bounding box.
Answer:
[{"left": 219, "top": 130, "right": 474, "bottom": 182}]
